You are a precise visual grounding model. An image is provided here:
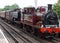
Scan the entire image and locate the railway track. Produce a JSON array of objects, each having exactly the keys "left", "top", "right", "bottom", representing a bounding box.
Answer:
[
  {"left": 52, "top": 38, "right": 60, "bottom": 43},
  {"left": 0, "top": 19, "right": 60, "bottom": 43},
  {"left": 0, "top": 21, "right": 33, "bottom": 43},
  {"left": 0, "top": 19, "right": 44, "bottom": 43},
  {"left": 9, "top": 22, "right": 60, "bottom": 43},
  {"left": 0, "top": 25, "right": 18, "bottom": 43}
]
